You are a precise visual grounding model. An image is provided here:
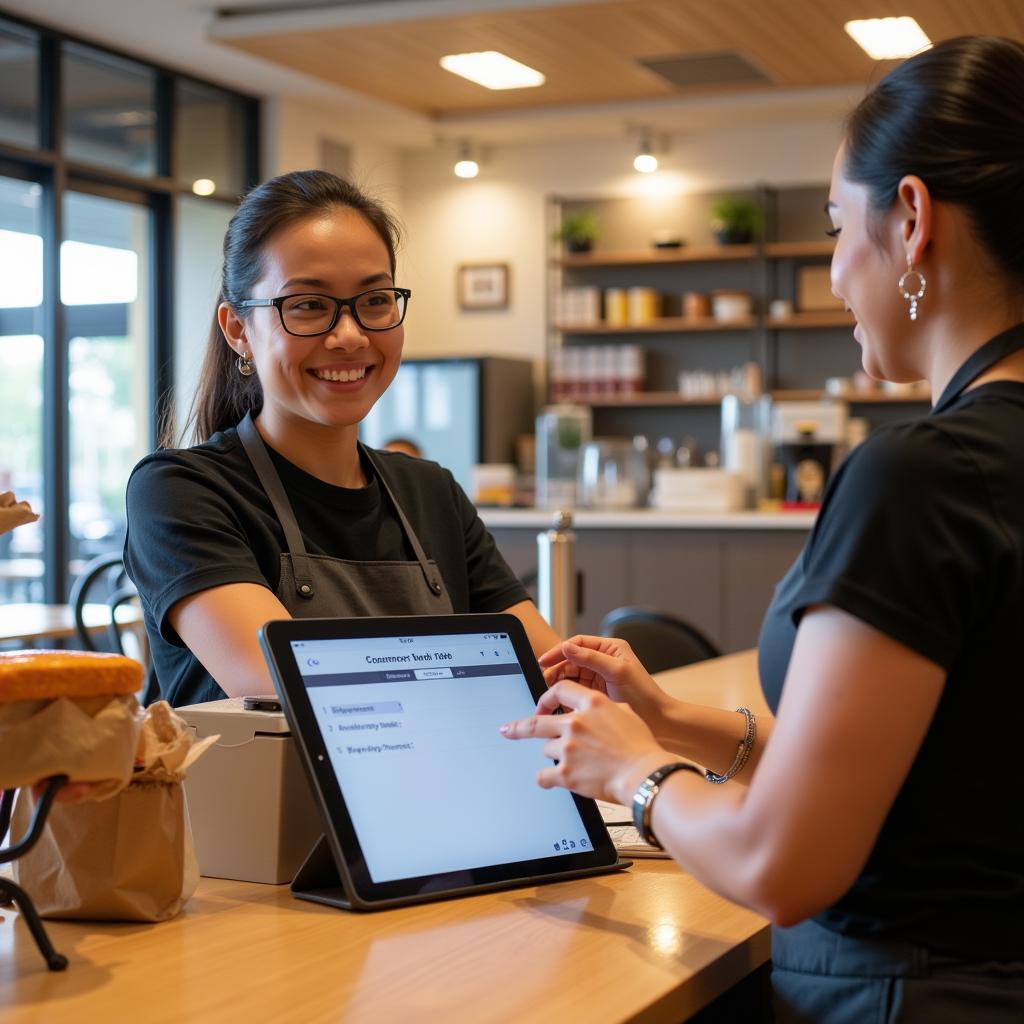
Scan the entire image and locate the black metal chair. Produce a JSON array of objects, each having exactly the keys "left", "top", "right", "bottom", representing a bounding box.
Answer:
[
  {"left": 599, "top": 606, "right": 721, "bottom": 674},
  {"left": 69, "top": 553, "right": 159, "bottom": 704}
]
